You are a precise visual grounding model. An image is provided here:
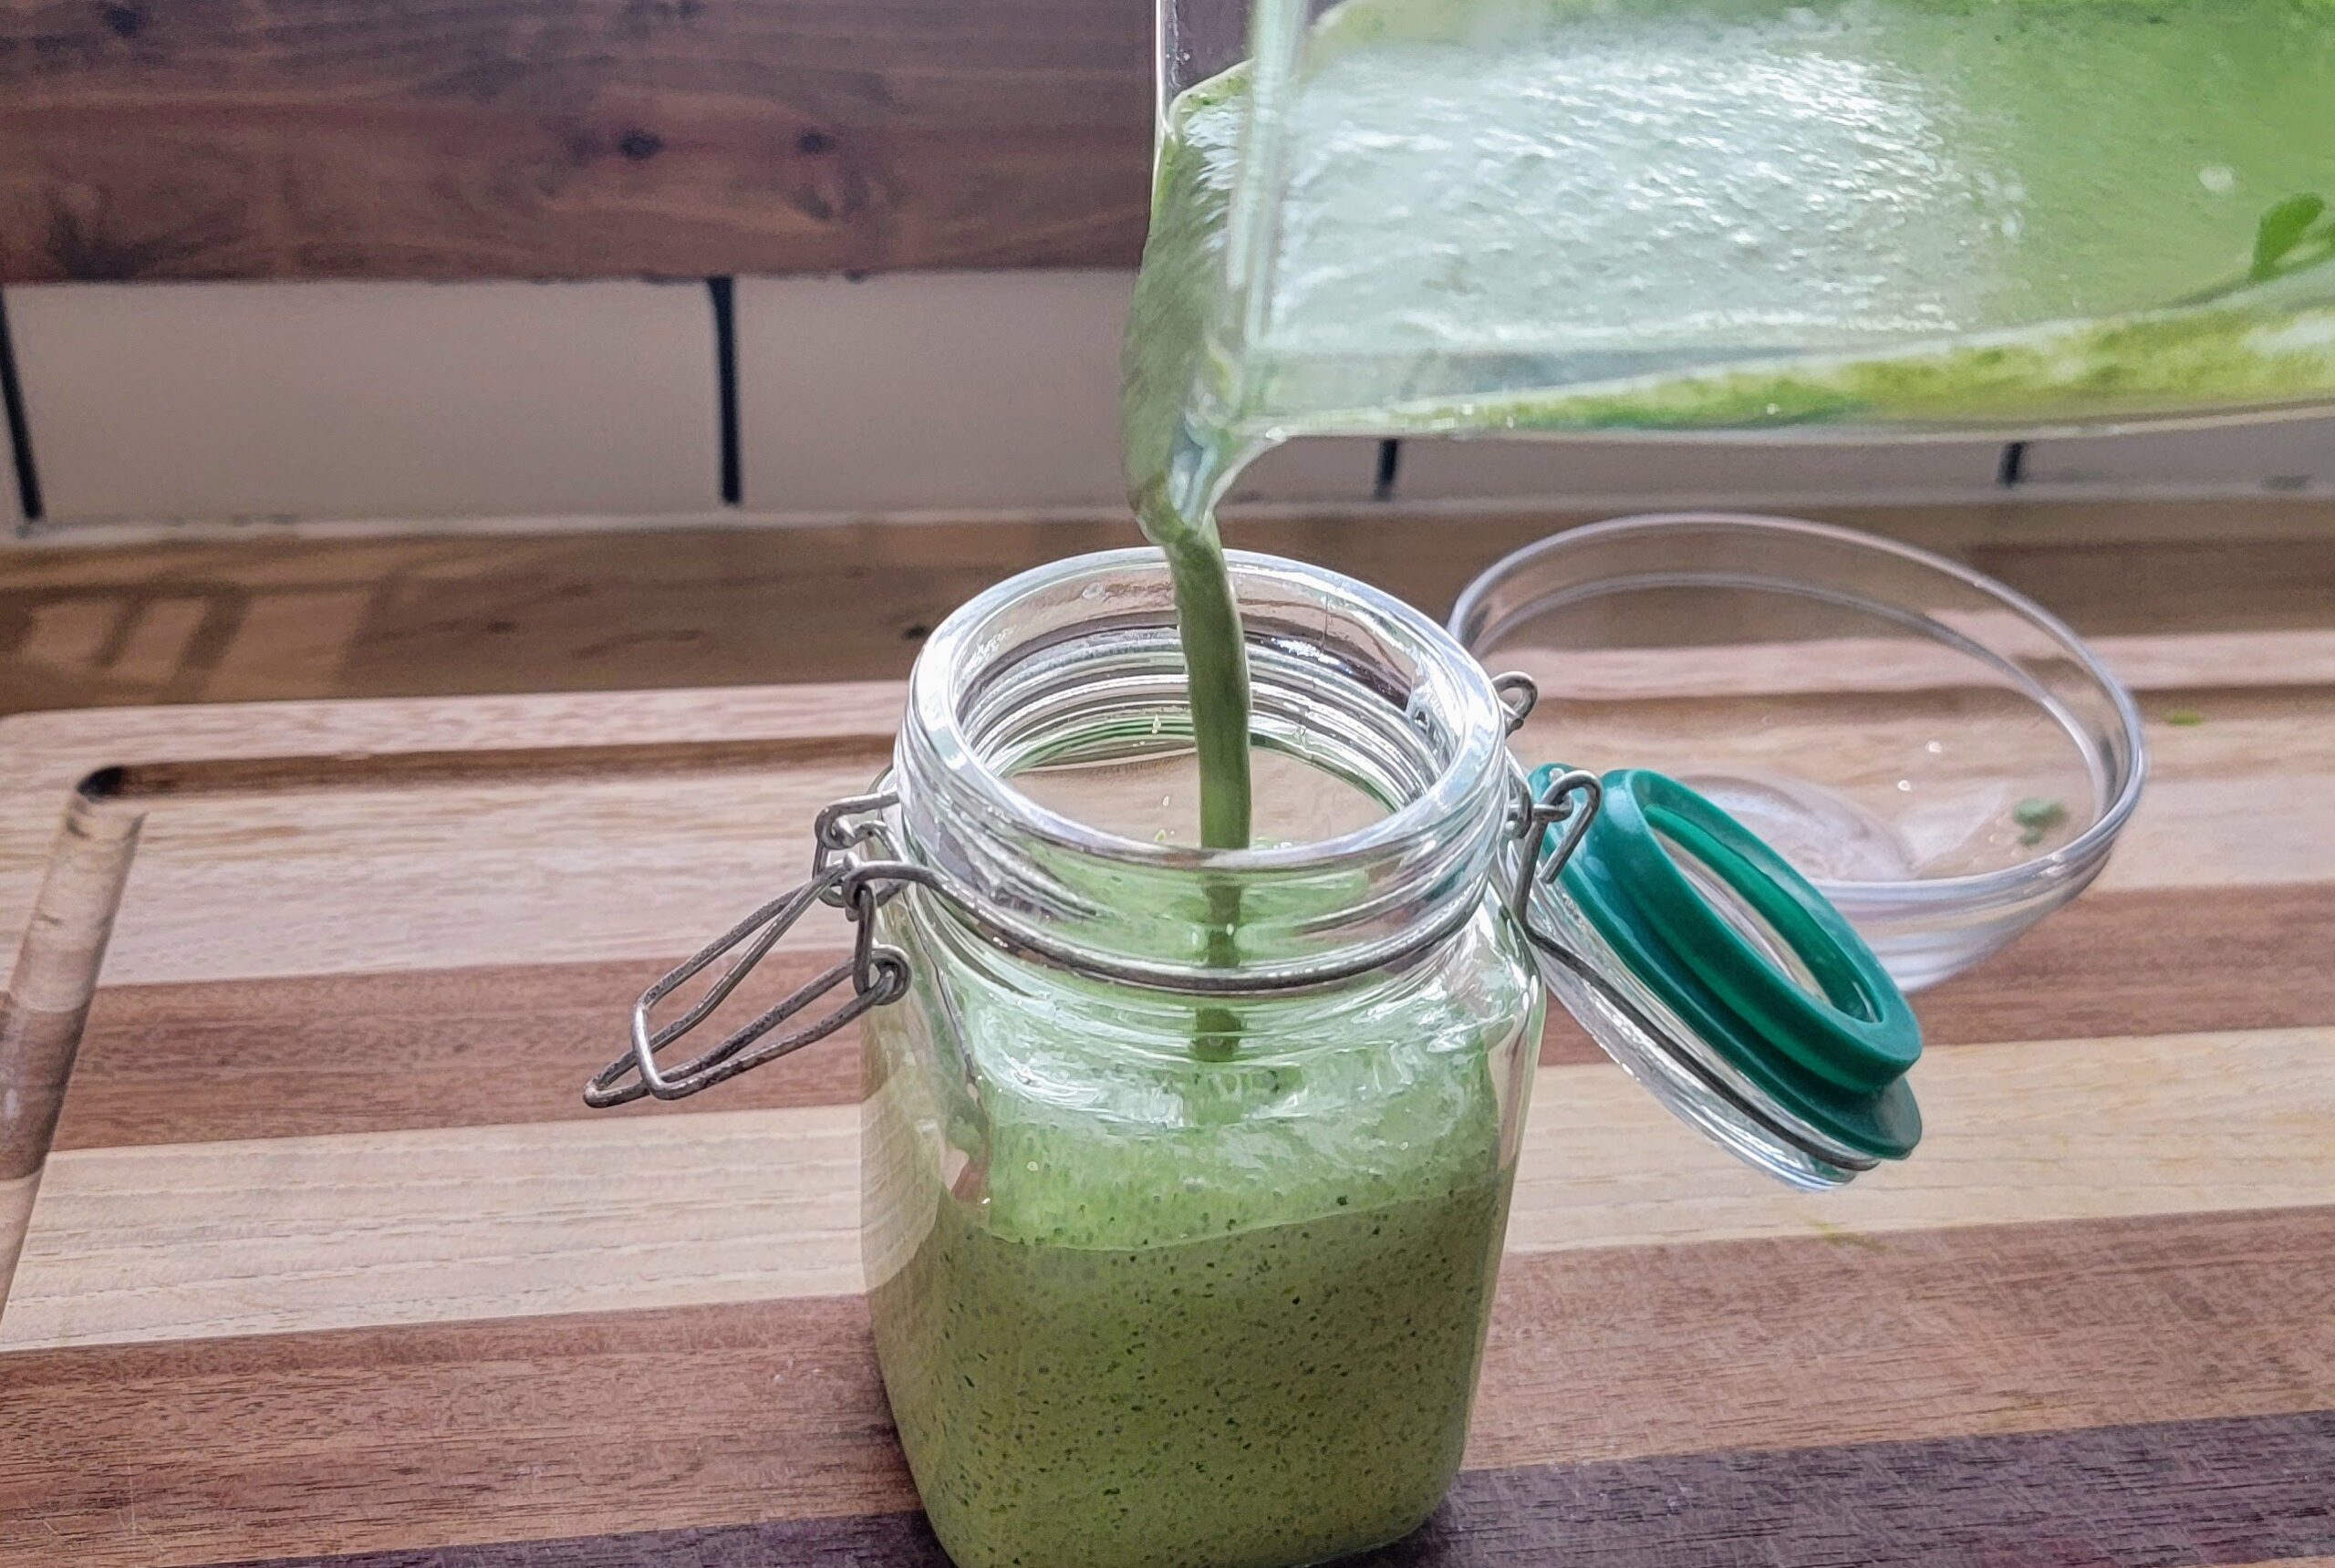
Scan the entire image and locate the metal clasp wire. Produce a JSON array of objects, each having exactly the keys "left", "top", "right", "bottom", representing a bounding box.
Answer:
[
  {"left": 587, "top": 691, "right": 1603, "bottom": 1107},
  {"left": 585, "top": 793, "right": 918, "bottom": 1106},
  {"left": 1510, "top": 766, "right": 1602, "bottom": 925},
  {"left": 1489, "top": 672, "right": 1603, "bottom": 927}
]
